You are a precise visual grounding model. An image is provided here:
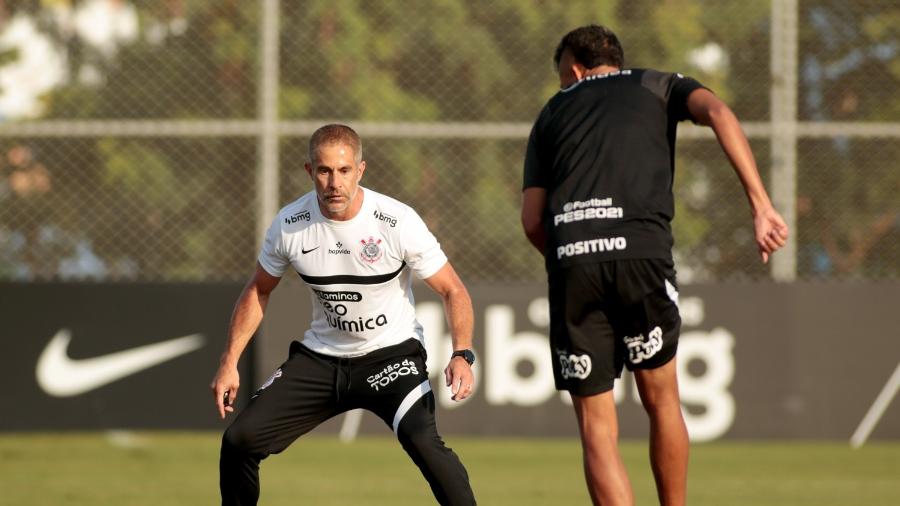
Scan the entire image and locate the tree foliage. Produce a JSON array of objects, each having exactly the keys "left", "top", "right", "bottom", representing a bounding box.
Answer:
[{"left": 0, "top": 0, "right": 895, "bottom": 281}]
